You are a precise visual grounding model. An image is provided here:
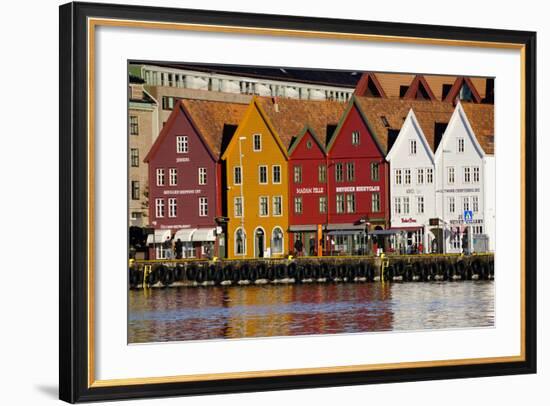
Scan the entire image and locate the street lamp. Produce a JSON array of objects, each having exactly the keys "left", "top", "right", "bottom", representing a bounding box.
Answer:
[
  {"left": 358, "top": 217, "right": 370, "bottom": 255},
  {"left": 441, "top": 148, "right": 452, "bottom": 255},
  {"left": 238, "top": 136, "right": 246, "bottom": 258}
]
